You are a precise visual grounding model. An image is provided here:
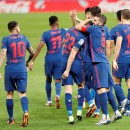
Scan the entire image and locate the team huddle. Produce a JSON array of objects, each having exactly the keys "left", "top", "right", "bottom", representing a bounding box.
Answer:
[{"left": 0, "top": 6, "right": 130, "bottom": 127}]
